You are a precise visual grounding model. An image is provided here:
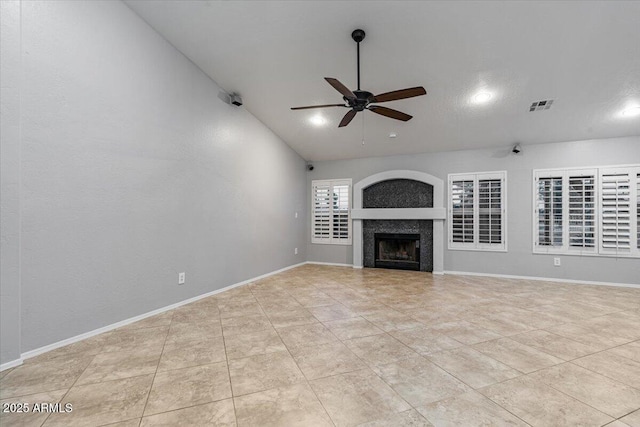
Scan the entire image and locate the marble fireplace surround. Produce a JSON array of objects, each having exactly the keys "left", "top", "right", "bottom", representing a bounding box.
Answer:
[{"left": 352, "top": 170, "right": 446, "bottom": 273}]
